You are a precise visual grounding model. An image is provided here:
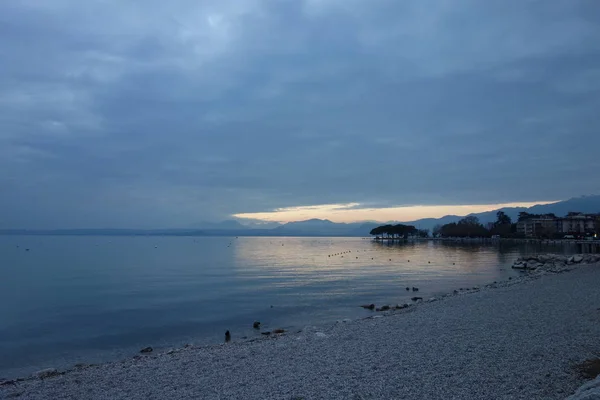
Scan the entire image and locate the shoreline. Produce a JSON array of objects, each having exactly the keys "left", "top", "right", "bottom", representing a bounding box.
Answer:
[{"left": 2, "top": 256, "right": 600, "bottom": 399}]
